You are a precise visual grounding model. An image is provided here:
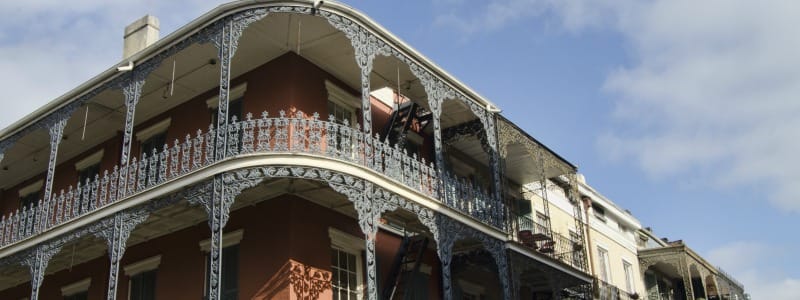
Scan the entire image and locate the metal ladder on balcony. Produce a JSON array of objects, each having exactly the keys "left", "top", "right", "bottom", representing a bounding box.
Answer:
[
  {"left": 381, "top": 101, "right": 432, "bottom": 147},
  {"left": 382, "top": 234, "right": 429, "bottom": 300}
]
